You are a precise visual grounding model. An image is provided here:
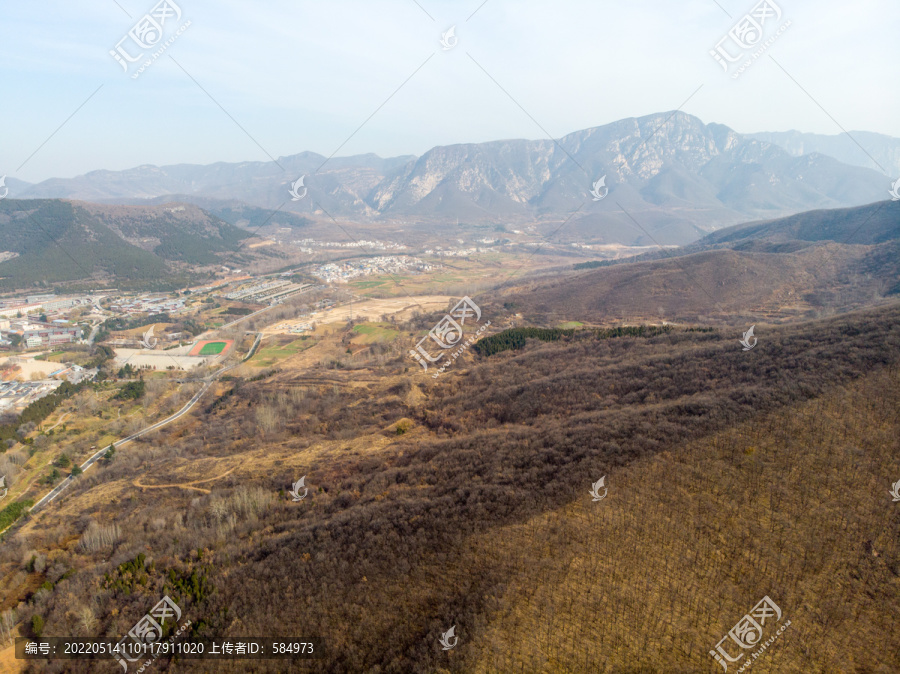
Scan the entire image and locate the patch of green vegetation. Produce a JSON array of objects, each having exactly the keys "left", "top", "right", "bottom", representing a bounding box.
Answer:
[
  {"left": 117, "top": 363, "right": 137, "bottom": 378},
  {"left": 34, "top": 351, "right": 67, "bottom": 362},
  {"left": 86, "top": 345, "right": 115, "bottom": 369},
  {"left": 104, "top": 553, "right": 154, "bottom": 595},
  {"left": 557, "top": 321, "right": 584, "bottom": 329},
  {"left": 248, "top": 339, "right": 311, "bottom": 367},
  {"left": 165, "top": 566, "right": 212, "bottom": 604},
  {"left": 115, "top": 380, "right": 145, "bottom": 401},
  {"left": 103, "top": 314, "right": 170, "bottom": 333},
  {"left": 473, "top": 325, "right": 674, "bottom": 357},
  {"left": 573, "top": 260, "right": 610, "bottom": 270},
  {"left": 224, "top": 306, "right": 253, "bottom": 316},
  {"left": 0, "top": 499, "right": 34, "bottom": 531},
  {"left": 199, "top": 341, "right": 227, "bottom": 355},
  {"left": 352, "top": 322, "right": 399, "bottom": 344}
]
